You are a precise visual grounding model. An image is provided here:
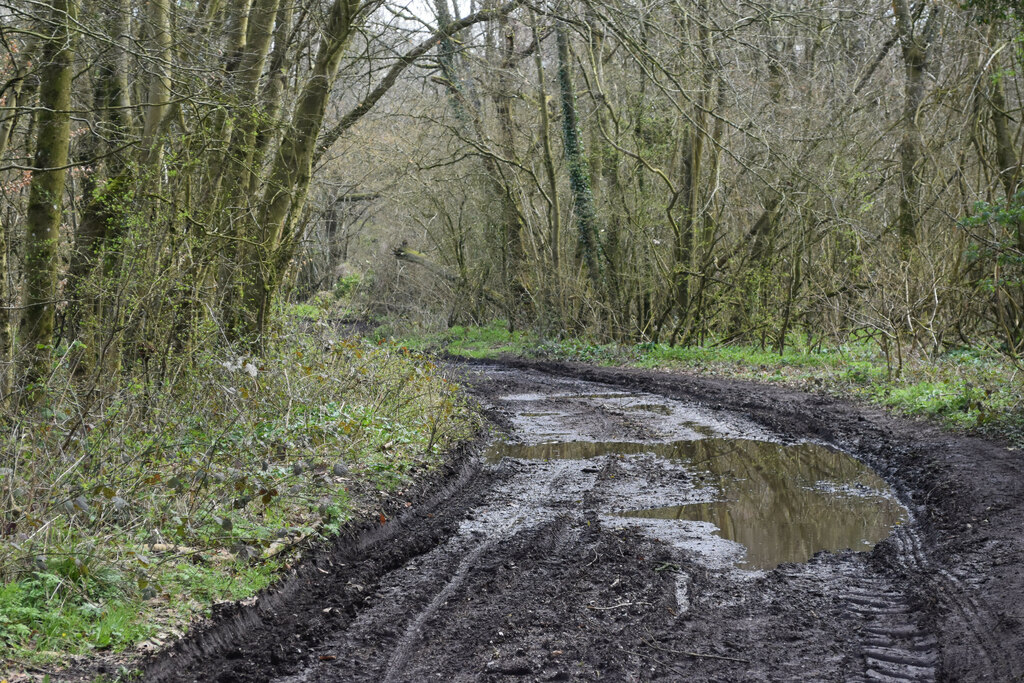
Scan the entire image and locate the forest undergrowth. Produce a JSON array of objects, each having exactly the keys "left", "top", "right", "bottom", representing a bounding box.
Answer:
[{"left": 0, "top": 303, "right": 480, "bottom": 673}]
